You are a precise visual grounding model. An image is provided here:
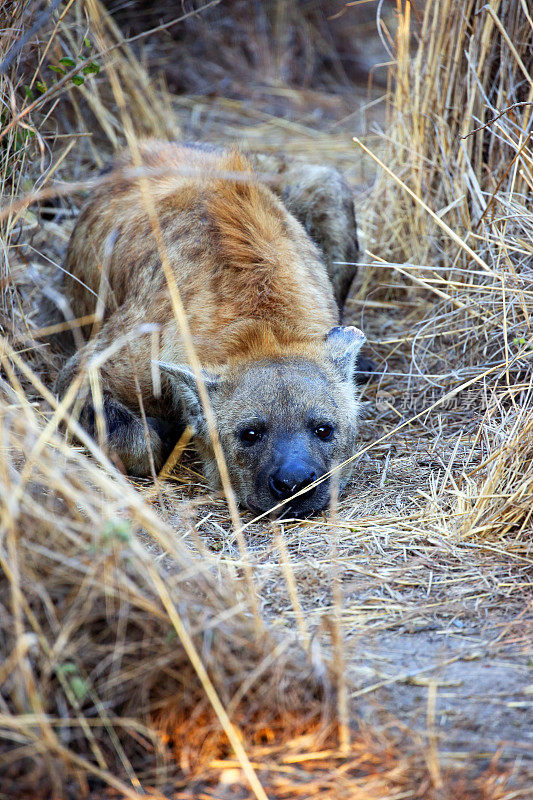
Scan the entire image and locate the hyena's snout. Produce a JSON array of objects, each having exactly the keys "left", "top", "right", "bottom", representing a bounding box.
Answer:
[
  {"left": 252, "top": 437, "right": 331, "bottom": 517},
  {"left": 268, "top": 458, "right": 318, "bottom": 503}
]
